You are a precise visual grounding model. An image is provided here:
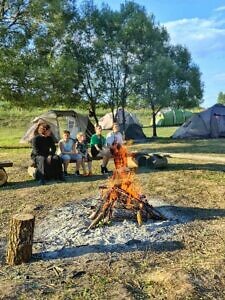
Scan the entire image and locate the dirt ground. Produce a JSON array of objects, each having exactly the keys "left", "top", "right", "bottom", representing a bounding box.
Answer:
[{"left": 0, "top": 146, "right": 225, "bottom": 299}]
